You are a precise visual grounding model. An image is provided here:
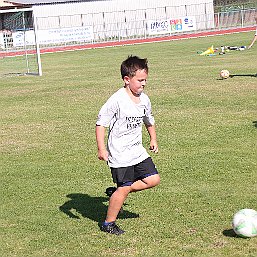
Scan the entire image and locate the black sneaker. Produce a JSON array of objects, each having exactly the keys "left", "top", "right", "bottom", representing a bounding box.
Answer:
[
  {"left": 105, "top": 187, "right": 117, "bottom": 197},
  {"left": 100, "top": 222, "right": 125, "bottom": 235}
]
